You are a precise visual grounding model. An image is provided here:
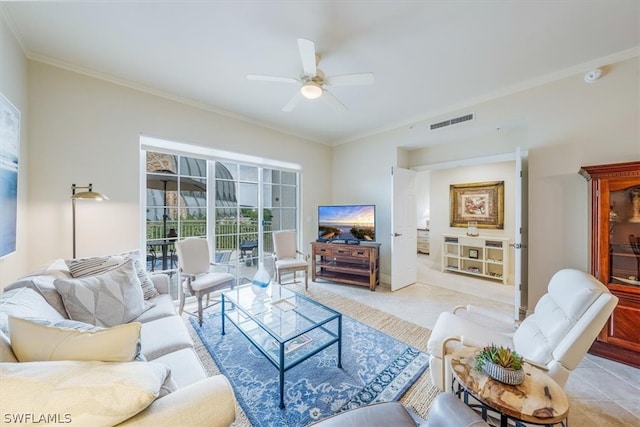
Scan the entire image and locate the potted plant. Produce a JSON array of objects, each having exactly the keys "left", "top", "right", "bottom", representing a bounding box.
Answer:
[{"left": 474, "top": 343, "right": 525, "bottom": 385}]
